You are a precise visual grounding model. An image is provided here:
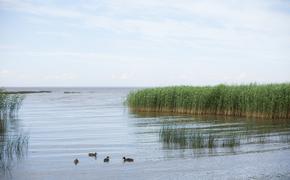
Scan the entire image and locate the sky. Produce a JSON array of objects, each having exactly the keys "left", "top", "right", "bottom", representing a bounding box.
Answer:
[{"left": 0, "top": 0, "right": 290, "bottom": 87}]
